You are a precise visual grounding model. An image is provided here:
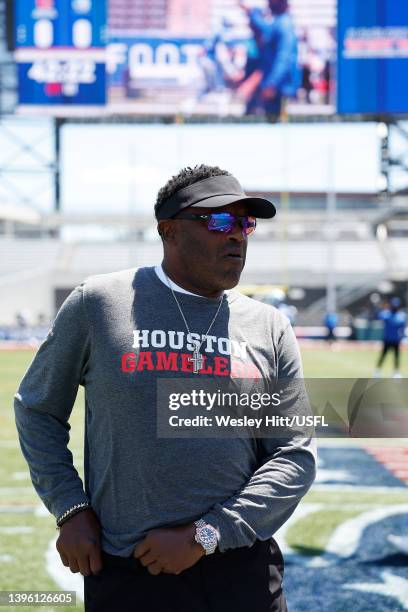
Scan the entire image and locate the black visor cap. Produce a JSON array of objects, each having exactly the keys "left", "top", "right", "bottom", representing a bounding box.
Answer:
[{"left": 156, "top": 175, "right": 276, "bottom": 220}]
